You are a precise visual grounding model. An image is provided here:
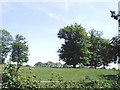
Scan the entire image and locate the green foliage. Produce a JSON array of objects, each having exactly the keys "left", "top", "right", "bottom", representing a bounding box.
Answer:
[
  {"left": 38, "top": 72, "right": 119, "bottom": 89},
  {"left": 99, "top": 38, "right": 112, "bottom": 68},
  {"left": 58, "top": 25, "right": 117, "bottom": 69},
  {"left": 110, "top": 36, "right": 119, "bottom": 63},
  {"left": 88, "top": 29, "right": 102, "bottom": 68},
  {"left": 88, "top": 29, "right": 112, "bottom": 68},
  {"left": 2, "top": 62, "right": 120, "bottom": 89},
  {"left": 2, "top": 33, "right": 31, "bottom": 89},
  {"left": 1, "top": 27, "right": 120, "bottom": 89},
  {"left": 11, "top": 34, "right": 29, "bottom": 71},
  {"left": 57, "top": 23, "right": 90, "bottom": 68},
  {"left": 34, "top": 61, "right": 43, "bottom": 67},
  {"left": 2, "top": 62, "right": 20, "bottom": 89},
  {"left": 34, "top": 61, "right": 63, "bottom": 68},
  {"left": 2, "top": 61, "right": 40, "bottom": 90},
  {"left": 0, "top": 29, "right": 13, "bottom": 63}
]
